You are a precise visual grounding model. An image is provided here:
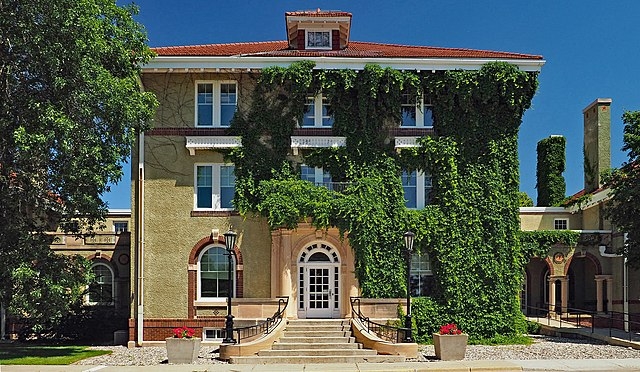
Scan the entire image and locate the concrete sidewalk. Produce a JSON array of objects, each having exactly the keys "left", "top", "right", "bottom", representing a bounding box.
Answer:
[{"left": 3, "top": 359, "right": 640, "bottom": 372}]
